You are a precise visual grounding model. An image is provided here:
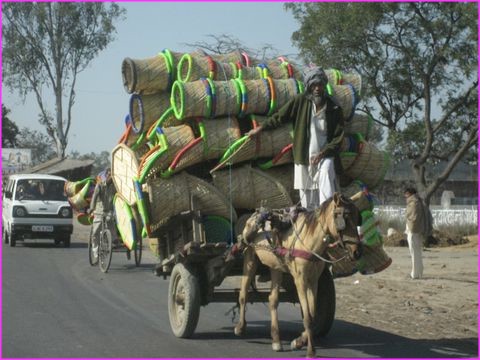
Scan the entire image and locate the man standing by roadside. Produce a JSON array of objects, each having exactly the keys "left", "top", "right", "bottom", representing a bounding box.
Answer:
[{"left": 404, "top": 187, "right": 427, "bottom": 279}]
